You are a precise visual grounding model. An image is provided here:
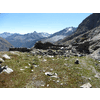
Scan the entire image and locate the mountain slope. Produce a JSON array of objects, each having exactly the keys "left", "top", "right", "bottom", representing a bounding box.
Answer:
[
  {"left": 56, "top": 13, "right": 100, "bottom": 45},
  {"left": 41, "top": 27, "right": 77, "bottom": 43},
  {"left": 0, "top": 37, "right": 14, "bottom": 51}
]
